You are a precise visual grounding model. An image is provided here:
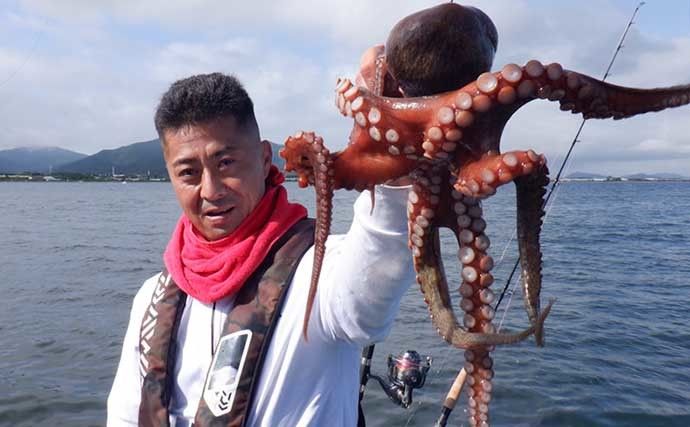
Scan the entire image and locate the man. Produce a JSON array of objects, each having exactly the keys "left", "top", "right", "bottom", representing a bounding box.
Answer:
[{"left": 107, "top": 72, "right": 415, "bottom": 426}]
